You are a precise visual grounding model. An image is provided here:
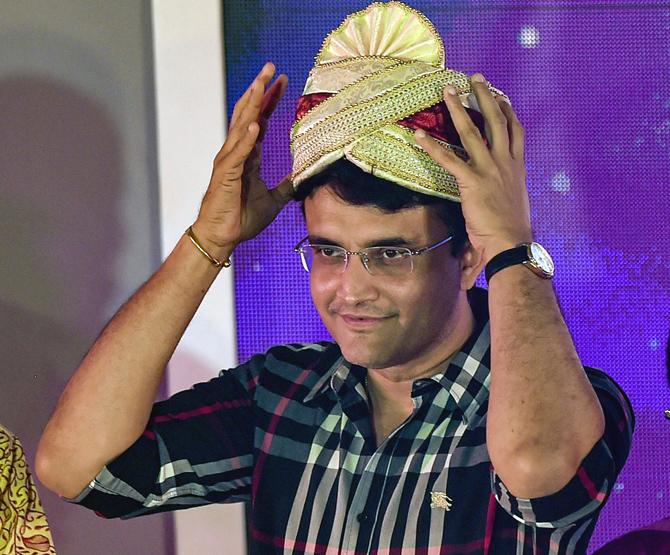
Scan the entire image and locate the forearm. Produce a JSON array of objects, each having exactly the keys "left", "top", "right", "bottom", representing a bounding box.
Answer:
[
  {"left": 36, "top": 233, "right": 230, "bottom": 498},
  {"left": 486, "top": 265, "right": 604, "bottom": 498}
]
